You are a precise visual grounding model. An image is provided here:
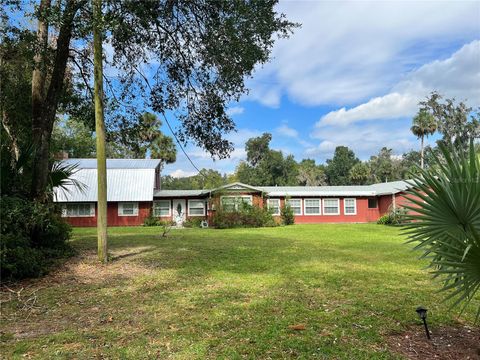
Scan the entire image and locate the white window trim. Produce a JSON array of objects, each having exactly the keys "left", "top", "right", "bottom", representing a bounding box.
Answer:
[
  {"left": 287, "top": 198, "right": 303, "bottom": 216},
  {"left": 322, "top": 198, "right": 340, "bottom": 216},
  {"left": 118, "top": 202, "right": 139, "bottom": 217},
  {"left": 267, "top": 198, "right": 281, "bottom": 215},
  {"left": 303, "top": 198, "right": 321, "bottom": 216},
  {"left": 62, "top": 203, "right": 95, "bottom": 217},
  {"left": 344, "top": 198, "right": 357, "bottom": 215},
  {"left": 188, "top": 199, "right": 206, "bottom": 216},
  {"left": 153, "top": 200, "right": 171, "bottom": 217},
  {"left": 220, "top": 195, "right": 253, "bottom": 211}
]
